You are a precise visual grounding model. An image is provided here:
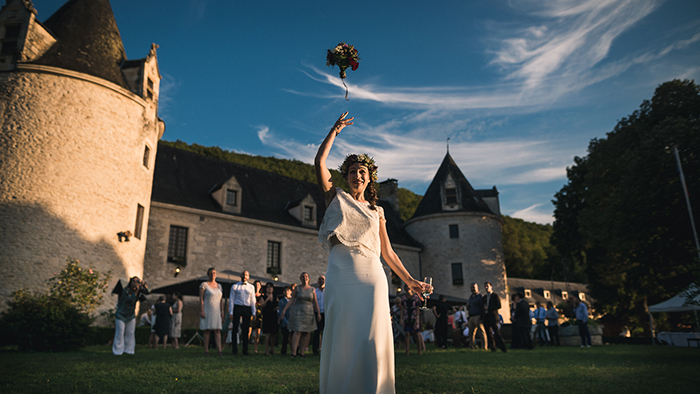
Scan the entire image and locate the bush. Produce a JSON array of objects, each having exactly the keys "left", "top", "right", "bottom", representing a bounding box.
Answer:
[
  {"left": 0, "top": 290, "right": 92, "bottom": 351},
  {"left": 0, "top": 259, "right": 110, "bottom": 352}
]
